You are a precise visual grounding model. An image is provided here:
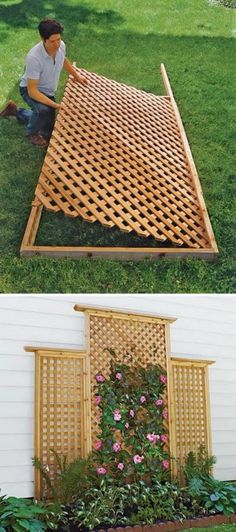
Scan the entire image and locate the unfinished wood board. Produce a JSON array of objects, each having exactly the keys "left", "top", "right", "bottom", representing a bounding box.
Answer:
[
  {"left": 169, "top": 357, "right": 214, "bottom": 480},
  {"left": 20, "top": 64, "right": 218, "bottom": 259},
  {"left": 32, "top": 349, "right": 91, "bottom": 499}
]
